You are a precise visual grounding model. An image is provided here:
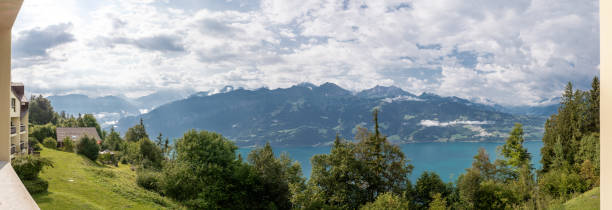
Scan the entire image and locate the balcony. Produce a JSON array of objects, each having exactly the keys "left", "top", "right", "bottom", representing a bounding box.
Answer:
[
  {"left": 10, "top": 126, "right": 16, "bottom": 134},
  {"left": 20, "top": 125, "right": 25, "bottom": 132}
]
